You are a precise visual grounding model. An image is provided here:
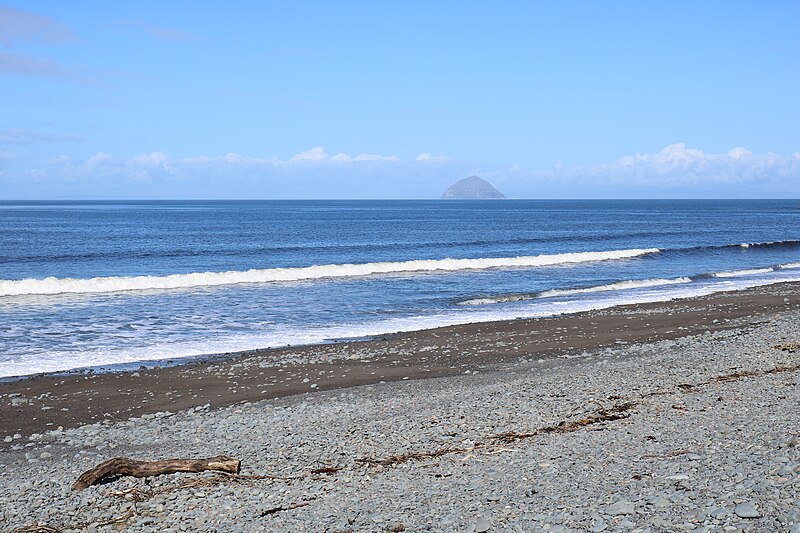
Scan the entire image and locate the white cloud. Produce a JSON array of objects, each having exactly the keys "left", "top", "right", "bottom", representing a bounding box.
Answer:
[
  {"left": 727, "top": 147, "right": 752, "bottom": 160},
  {"left": 332, "top": 152, "right": 399, "bottom": 162},
  {"left": 485, "top": 143, "right": 800, "bottom": 198},
  {"left": 416, "top": 153, "right": 448, "bottom": 162},
  {"left": 131, "top": 151, "right": 170, "bottom": 166},
  {"left": 352, "top": 153, "right": 399, "bottom": 162},
  {"left": 183, "top": 152, "right": 276, "bottom": 165},
  {"left": 14, "top": 143, "right": 800, "bottom": 199},
  {"left": 290, "top": 146, "right": 328, "bottom": 162},
  {"left": 290, "top": 147, "right": 399, "bottom": 163},
  {"left": 62, "top": 147, "right": 418, "bottom": 175},
  {"left": 86, "top": 152, "right": 113, "bottom": 167},
  {"left": 578, "top": 143, "right": 800, "bottom": 186},
  {"left": 19, "top": 146, "right": 478, "bottom": 198}
]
